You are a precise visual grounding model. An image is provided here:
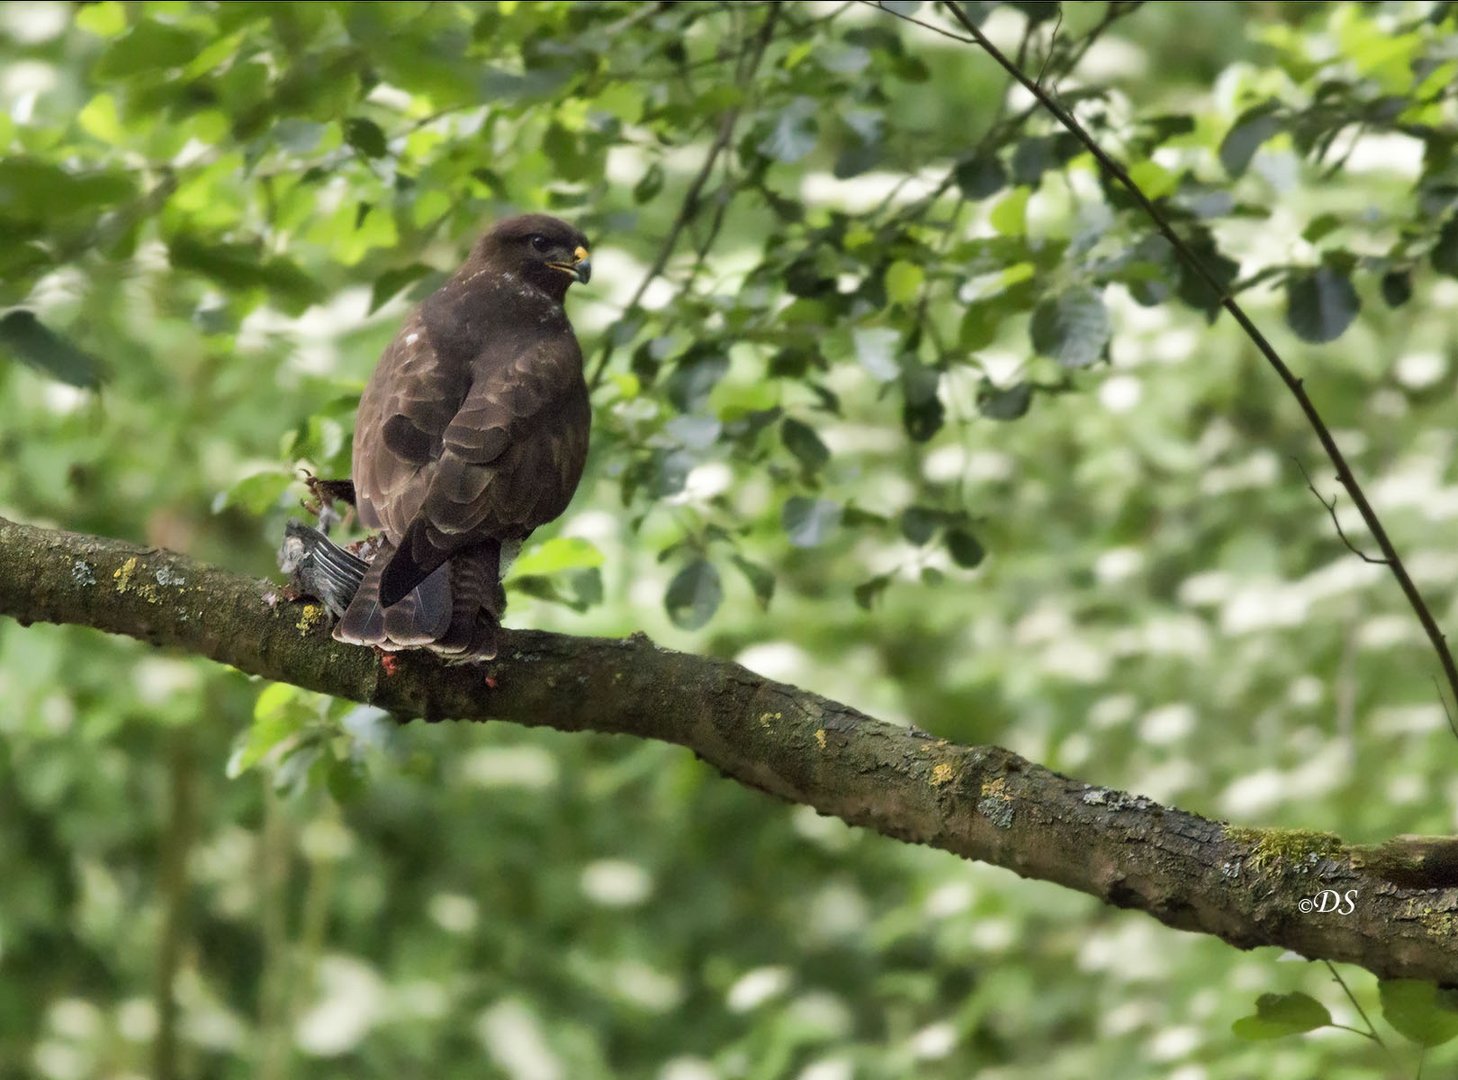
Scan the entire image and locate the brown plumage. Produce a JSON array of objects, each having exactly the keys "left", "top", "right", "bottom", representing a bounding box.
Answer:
[{"left": 334, "top": 213, "right": 592, "bottom": 660}]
